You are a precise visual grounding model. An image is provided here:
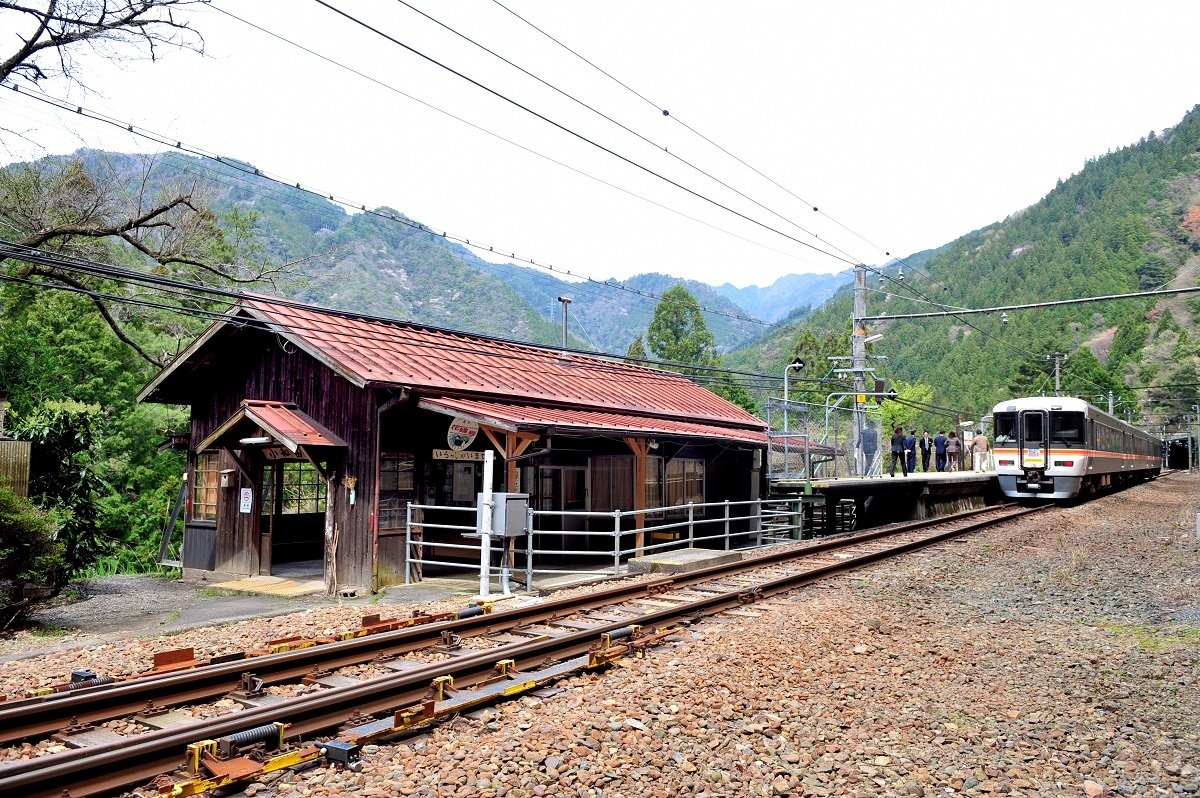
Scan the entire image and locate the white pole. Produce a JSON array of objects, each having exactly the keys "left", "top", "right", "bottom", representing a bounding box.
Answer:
[{"left": 479, "top": 450, "right": 494, "bottom": 598}]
